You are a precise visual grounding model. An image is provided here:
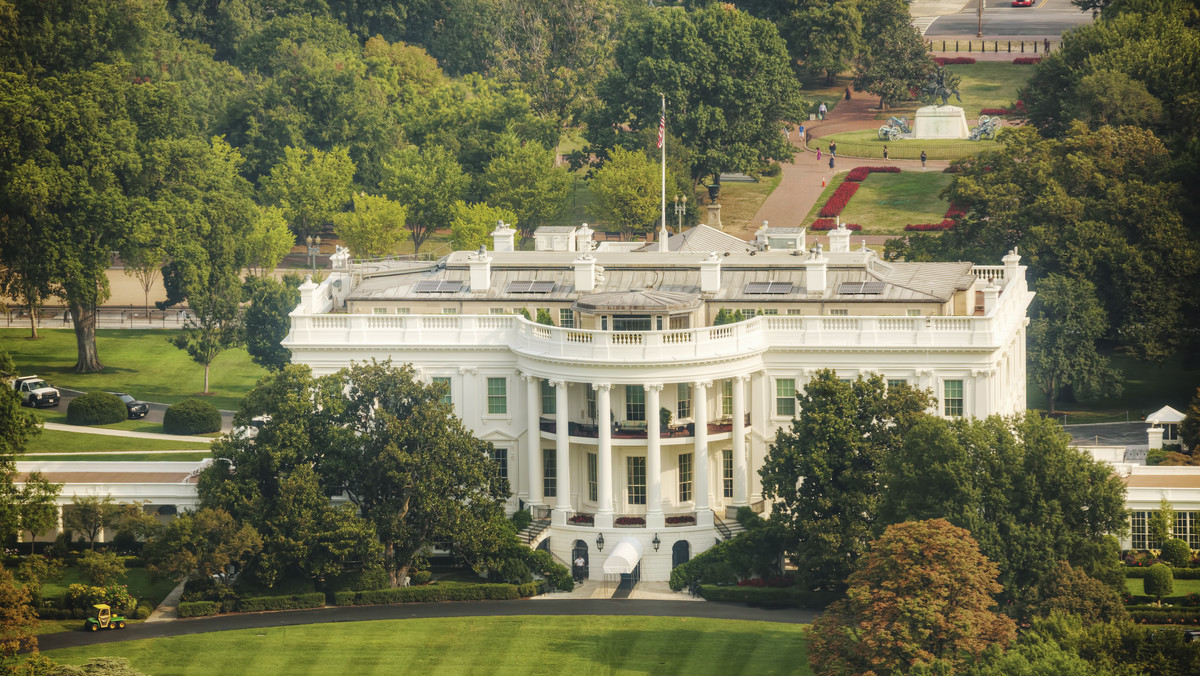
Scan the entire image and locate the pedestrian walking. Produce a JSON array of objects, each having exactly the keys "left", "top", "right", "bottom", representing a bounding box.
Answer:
[
  {"left": 817, "top": 149, "right": 822, "bottom": 162},
  {"left": 844, "top": 86, "right": 851, "bottom": 100},
  {"left": 1044, "top": 38, "right": 1051, "bottom": 53},
  {"left": 882, "top": 145, "right": 889, "bottom": 161},
  {"left": 829, "top": 155, "right": 835, "bottom": 171},
  {"left": 818, "top": 102, "right": 827, "bottom": 120},
  {"left": 920, "top": 150, "right": 927, "bottom": 170},
  {"left": 830, "top": 141, "right": 836, "bottom": 158}
]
